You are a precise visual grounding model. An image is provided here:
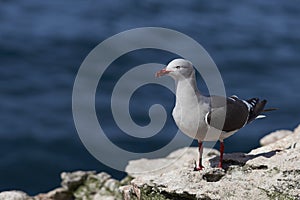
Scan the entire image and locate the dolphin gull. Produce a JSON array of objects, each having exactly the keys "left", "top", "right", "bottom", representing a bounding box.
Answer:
[{"left": 156, "top": 58, "right": 274, "bottom": 170}]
